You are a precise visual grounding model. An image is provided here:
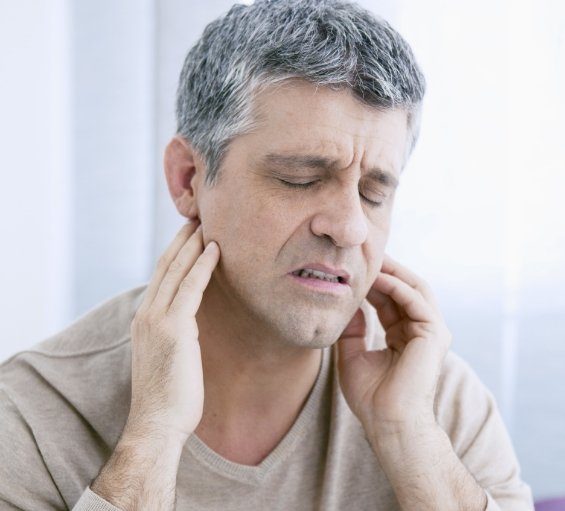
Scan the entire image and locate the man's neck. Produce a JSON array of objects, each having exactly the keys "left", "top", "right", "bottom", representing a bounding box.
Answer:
[{"left": 193, "top": 281, "right": 322, "bottom": 466}]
